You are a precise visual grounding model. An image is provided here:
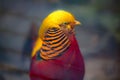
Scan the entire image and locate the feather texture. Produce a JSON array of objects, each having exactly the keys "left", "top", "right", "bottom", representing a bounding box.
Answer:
[{"left": 40, "top": 28, "right": 70, "bottom": 60}]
